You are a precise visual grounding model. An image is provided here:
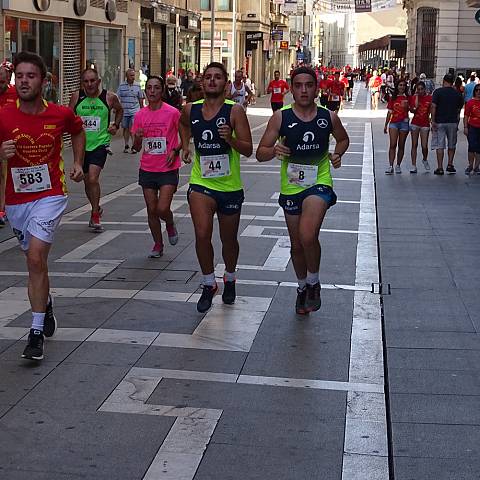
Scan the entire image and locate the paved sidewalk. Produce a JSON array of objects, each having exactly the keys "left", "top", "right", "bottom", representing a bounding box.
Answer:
[{"left": 0, "top": 87, "right": 477, "bottom": 479}]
